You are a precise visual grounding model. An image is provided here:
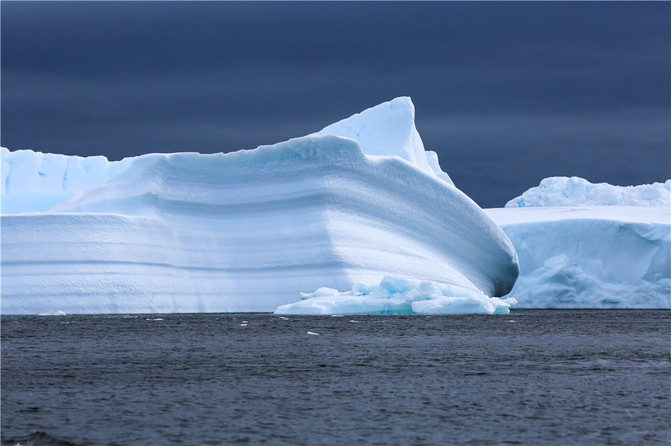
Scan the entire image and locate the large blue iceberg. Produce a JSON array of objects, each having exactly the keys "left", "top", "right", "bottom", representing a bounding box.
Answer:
[{"left": 1, "top": 98, "right": 519, "bottom": 315}]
